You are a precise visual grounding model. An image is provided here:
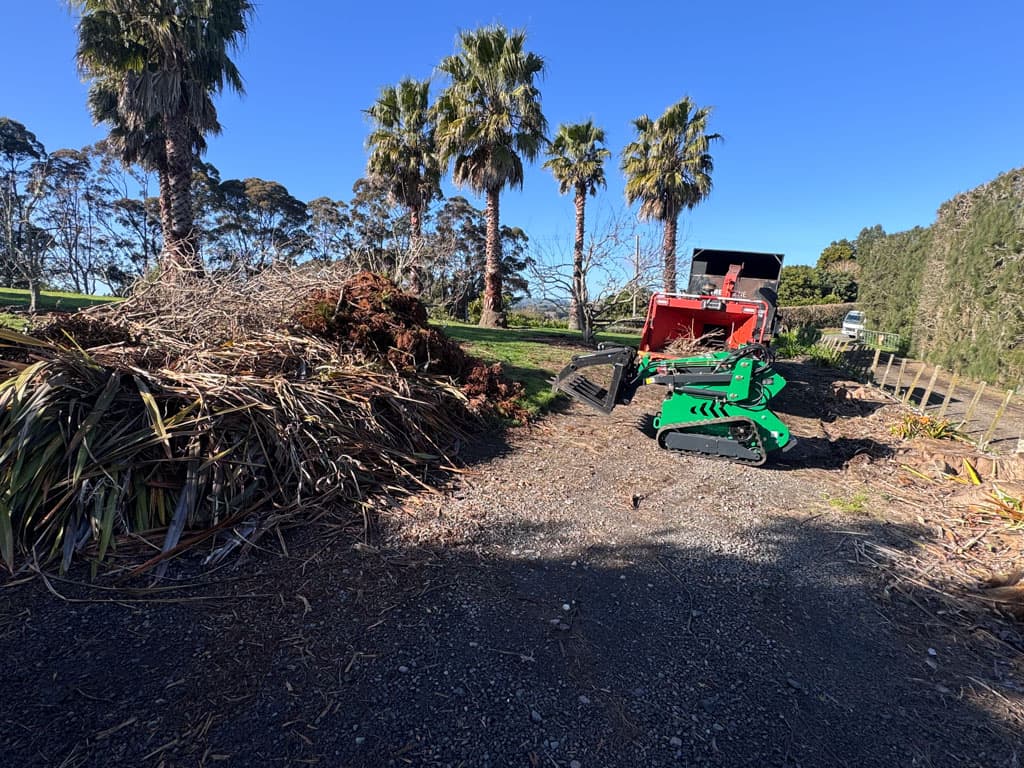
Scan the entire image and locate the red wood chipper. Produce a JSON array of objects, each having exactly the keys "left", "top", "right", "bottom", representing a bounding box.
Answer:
[{"left": 640, "top": 248, "right": 785, "bottom": 355}]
